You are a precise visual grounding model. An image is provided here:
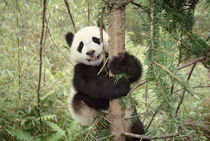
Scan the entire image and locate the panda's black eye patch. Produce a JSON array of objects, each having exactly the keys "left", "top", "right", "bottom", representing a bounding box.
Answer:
[
  {"left": 92, "top": 37, "right": 100, "bottom": 45},
  {"left": 77, "top": 42, "right": 84, "bottom": 53}
]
